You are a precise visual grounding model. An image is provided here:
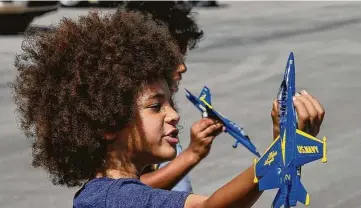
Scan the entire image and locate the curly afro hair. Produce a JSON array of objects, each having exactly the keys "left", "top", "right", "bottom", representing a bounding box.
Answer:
[
  {"left": 124, "top": 1, "right": 203, "bottom": 53},
  {"left": 10, "top": 10, "right": 183, "bottom": 187}
]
